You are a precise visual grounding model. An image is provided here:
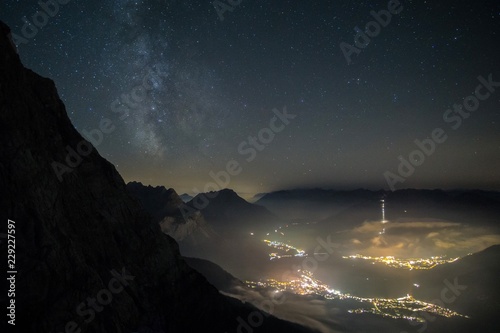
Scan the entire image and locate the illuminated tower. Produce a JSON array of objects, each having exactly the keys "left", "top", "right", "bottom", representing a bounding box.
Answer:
[{"left": 381, "top": 198, "right": 388, "bottom": 223}]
